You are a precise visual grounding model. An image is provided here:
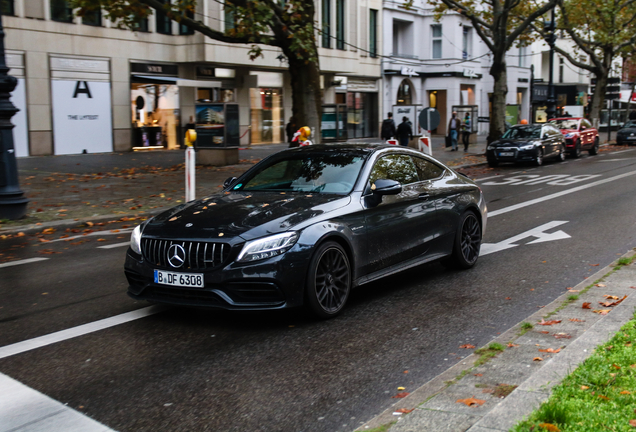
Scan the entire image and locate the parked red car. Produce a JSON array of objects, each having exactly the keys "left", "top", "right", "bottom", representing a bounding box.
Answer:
[{"left": 549, "top": 117, "right": 599, "bottom": 157}]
